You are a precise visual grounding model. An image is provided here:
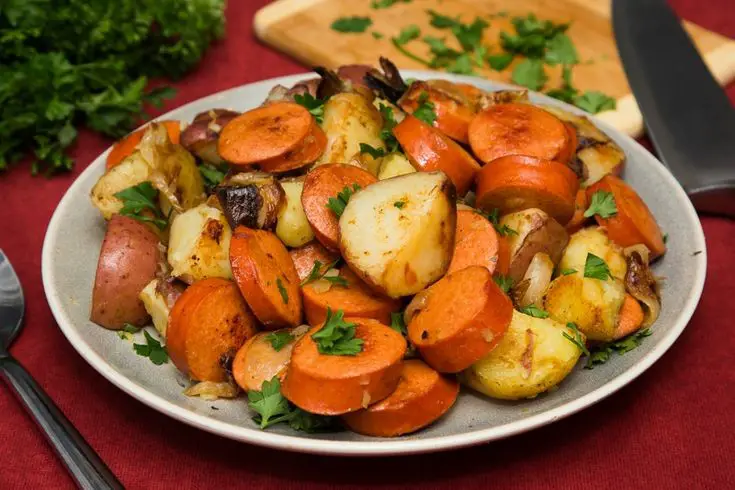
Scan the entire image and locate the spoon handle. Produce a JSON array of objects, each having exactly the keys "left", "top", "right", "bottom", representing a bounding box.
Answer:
[{"left": 0, "top": 356, "right": 123, "bottom": 490}]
